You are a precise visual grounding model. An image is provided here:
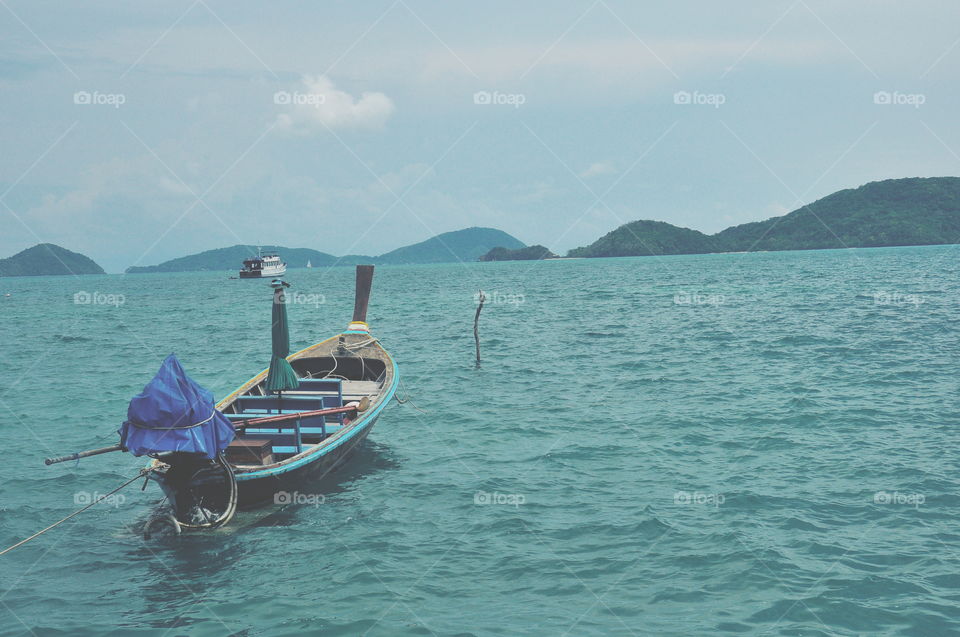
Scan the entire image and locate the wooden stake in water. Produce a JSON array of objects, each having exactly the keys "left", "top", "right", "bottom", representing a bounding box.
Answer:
[{"left": 474, "top": 290, "right": 485, "bottom": 366}]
